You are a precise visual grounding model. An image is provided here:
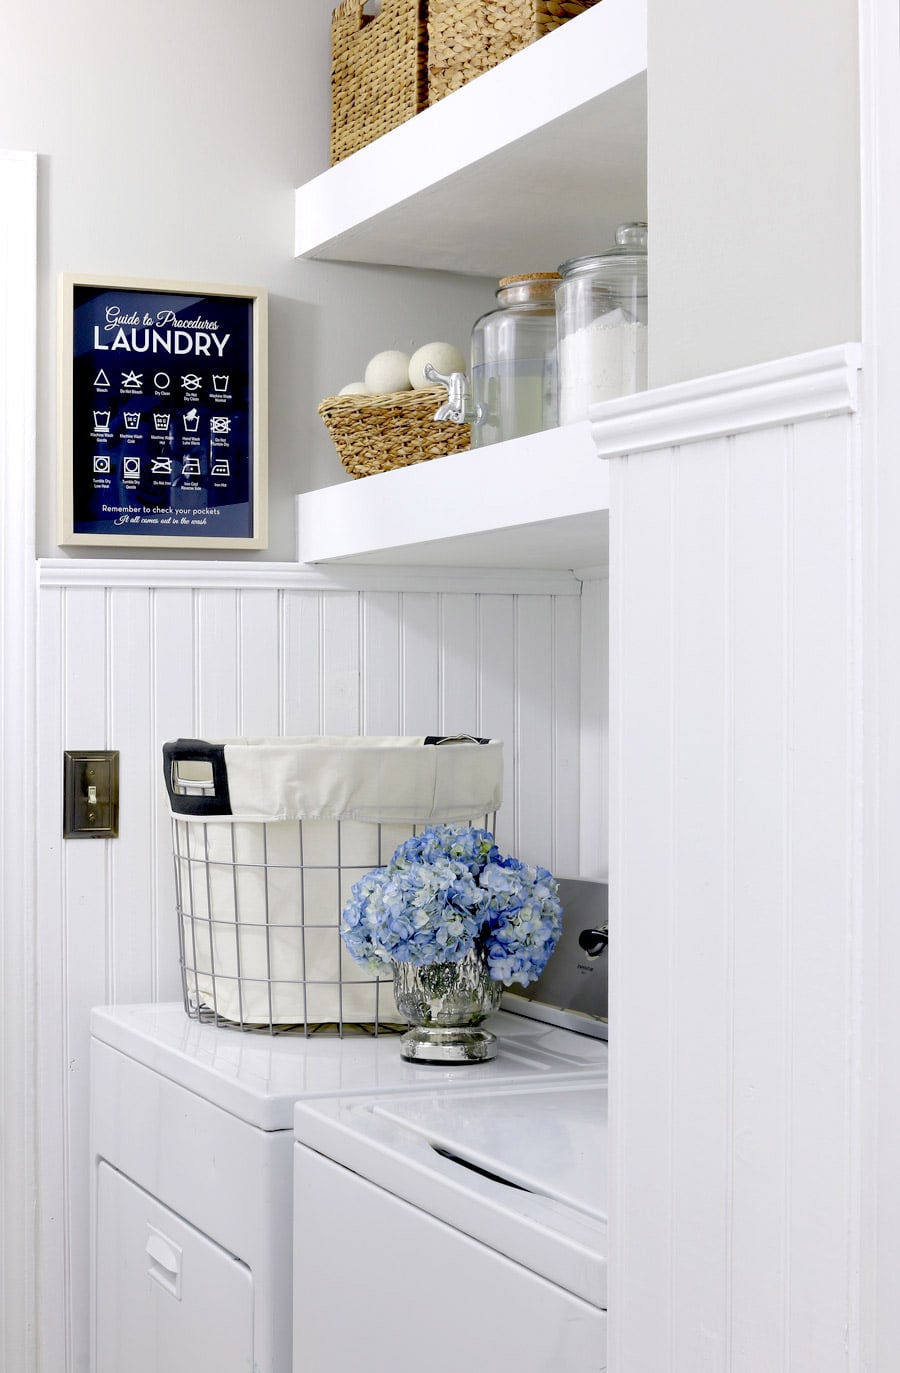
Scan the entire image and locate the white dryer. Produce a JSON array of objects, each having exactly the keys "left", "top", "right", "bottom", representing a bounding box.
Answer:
[
  {"left": 293, "top": 1076, "right": 607, "bottom": 1372},
  {"left": 90, "top": 997, "right": 606, "bottom": 1373}
]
